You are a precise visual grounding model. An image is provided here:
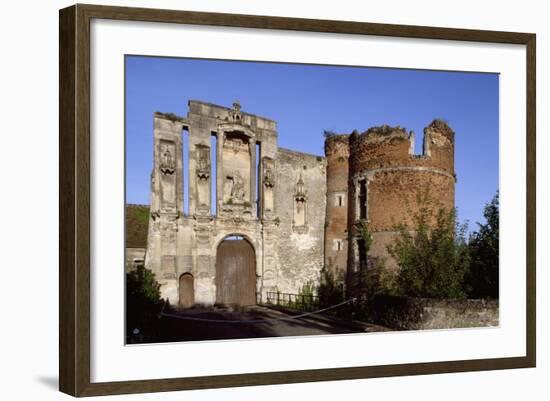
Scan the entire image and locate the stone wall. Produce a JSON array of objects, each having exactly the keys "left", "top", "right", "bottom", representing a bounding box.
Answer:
[
  {"left": 144, "top": 100, "right": 329, "bottom": 306},
  {"left": 125, "top": 248, "right": 146, "bottom": 272},
  {"left": 369, "top": 295, "right": 499, "bottom": 330},
  {"left": 139, "top": 100, "right": 457, "bottom": 308},
  {"left": 274, "top": 148, "right": 327, "bottom": 294}
]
